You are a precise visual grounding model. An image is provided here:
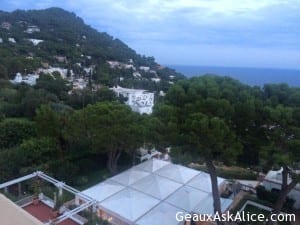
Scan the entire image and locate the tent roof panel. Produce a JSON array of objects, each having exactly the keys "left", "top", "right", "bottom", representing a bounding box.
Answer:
[
  {"left": 134, "top": 158, "right": 170, "bottom": 172},
  {"left": 100, "top": 188, "right": 160, "bottom": 222},
  {"left": 131, "top": 174, "right": 182, "bottom": 200},
  {"left": 111, "top": 168, "right": 150, "bottom": 186},
  {"left": 80, "top": 159, "right": 232, "bottom": 224},
  {"left": 193, "top": 195, "right": 233, "bottom": 215},
  {"left": 155, "top": 164, "right": 199, "bottom": 184},
  {"left": 165, "top": 186, "right": 208, "bottom": 212},
  {"left": 135, "top": 202, "right": 186, "bottom": 225},
  {"left": 187, "top": 172, "right": 225, "bottom": 193},
  {"left": 82, "top": 179, "right": 125, "bottom": 202}
]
